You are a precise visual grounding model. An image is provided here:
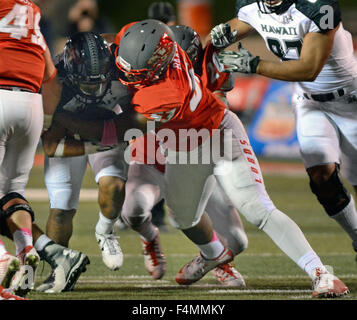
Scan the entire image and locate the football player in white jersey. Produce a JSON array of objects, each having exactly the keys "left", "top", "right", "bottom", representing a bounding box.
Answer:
[
  {"left": 211, "top": 0, "right": 357, "bottom": 261},
  {"left": 36, "top": 32, "right": 131, "bottom": 293}
]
